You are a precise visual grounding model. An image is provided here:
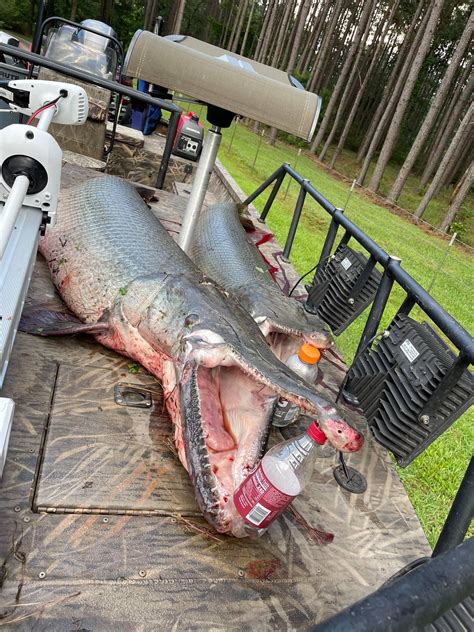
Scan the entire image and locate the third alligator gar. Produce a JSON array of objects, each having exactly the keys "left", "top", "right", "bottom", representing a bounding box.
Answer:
[
  {"left": 26, "top": 176, "right": 362, "bottom": 535},
  {"left": 189, "top": 201, "right": 332, "bottom": 349}
]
